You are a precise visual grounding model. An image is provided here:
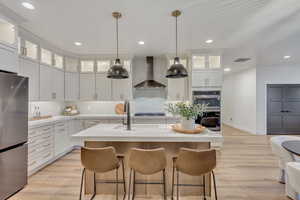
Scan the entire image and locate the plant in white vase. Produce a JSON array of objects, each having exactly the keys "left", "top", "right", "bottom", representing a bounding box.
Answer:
[{"left": 166, "top": 101, "right": 207, "bottom": 130}]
